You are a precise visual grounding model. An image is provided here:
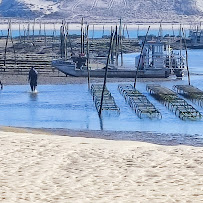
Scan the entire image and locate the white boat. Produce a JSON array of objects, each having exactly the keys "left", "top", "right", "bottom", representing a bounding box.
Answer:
[{"left": 52, "top": 40, "right": 185, "bottom": 78}]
